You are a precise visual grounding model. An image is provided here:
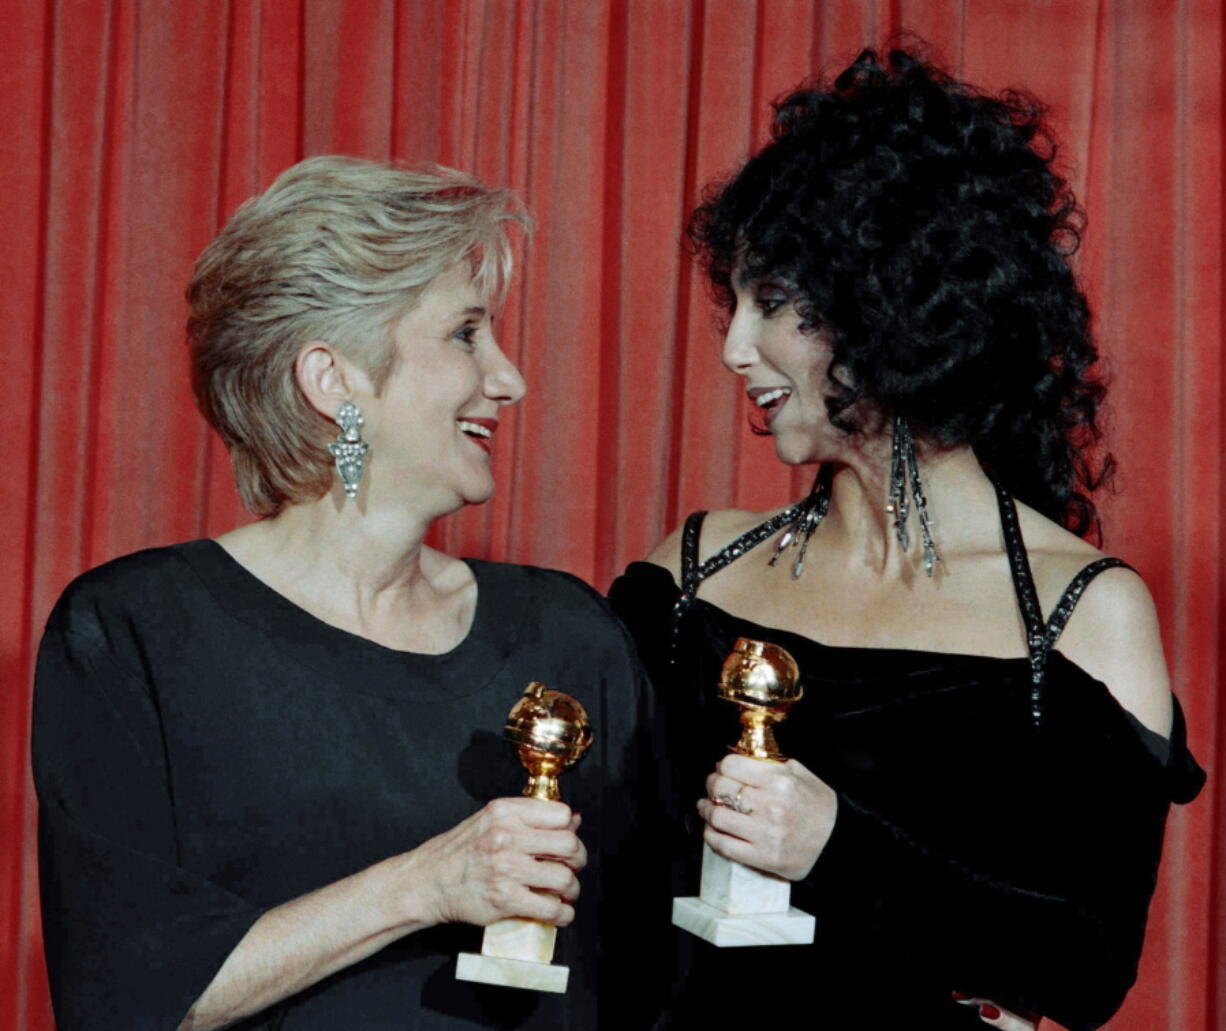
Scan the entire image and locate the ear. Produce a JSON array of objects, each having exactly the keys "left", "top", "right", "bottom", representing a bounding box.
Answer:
[{"left": 294, "top": 342, "right": 370, "bottom": 421}]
